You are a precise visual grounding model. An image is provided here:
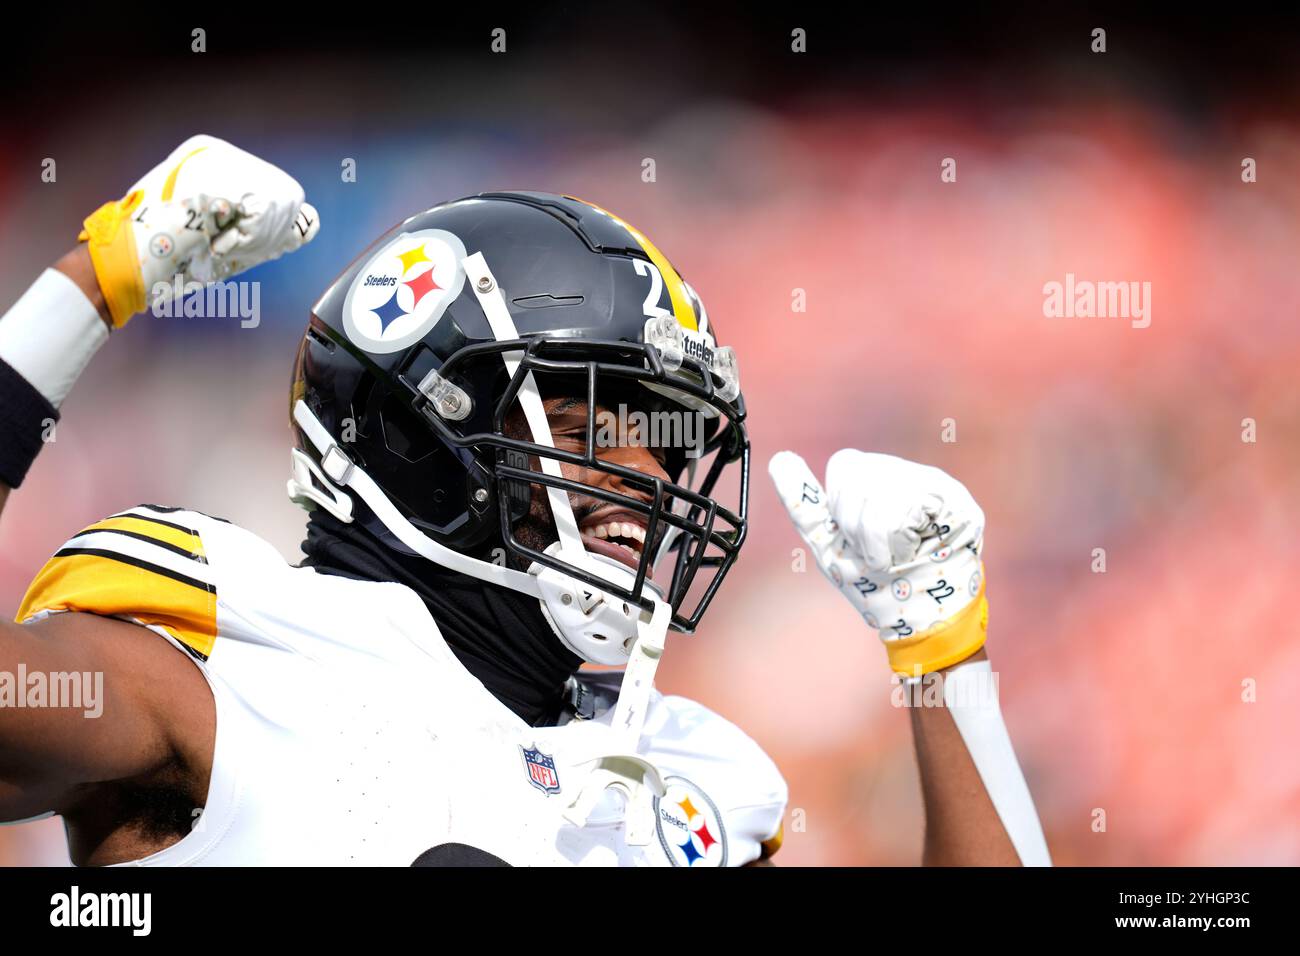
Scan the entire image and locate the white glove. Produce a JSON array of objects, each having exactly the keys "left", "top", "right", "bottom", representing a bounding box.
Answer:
[
  {"left": 770, "top": 450, "right": 1052, "bottom": 866},
  {"left": 768, "top": 449, "right": 988, "bottom": 675},
  {"left": 79, "top": 134, "right": 319, "bottom": 326}
]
